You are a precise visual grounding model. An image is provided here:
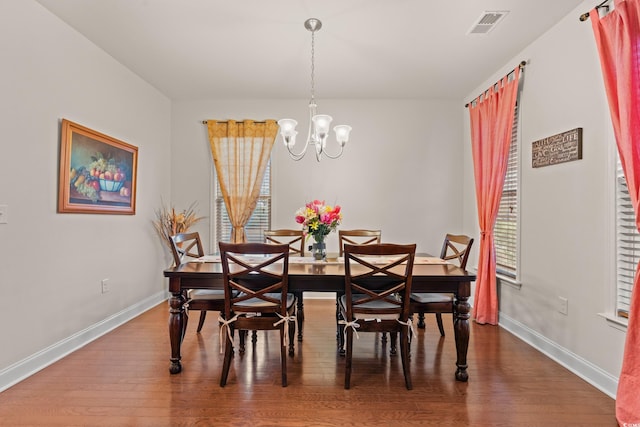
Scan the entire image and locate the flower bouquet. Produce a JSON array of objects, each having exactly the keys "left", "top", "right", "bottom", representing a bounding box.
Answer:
[{"left": 295, "top": 200, "right": 342, "bottom": 260}]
